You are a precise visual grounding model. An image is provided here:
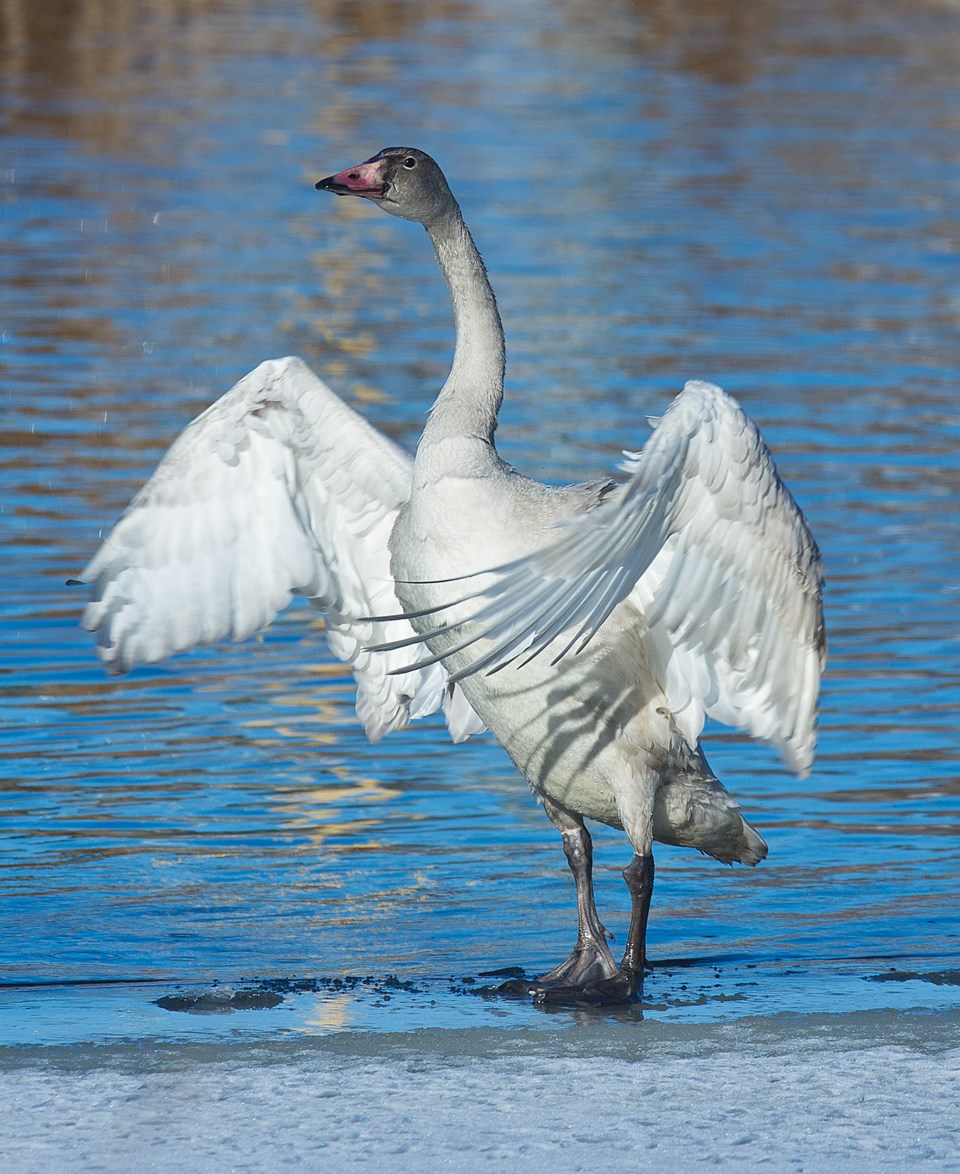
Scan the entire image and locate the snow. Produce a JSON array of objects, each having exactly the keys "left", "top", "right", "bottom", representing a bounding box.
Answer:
[{"left": 3, "top": 1013, "right": 958, "bottom": 1171}]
